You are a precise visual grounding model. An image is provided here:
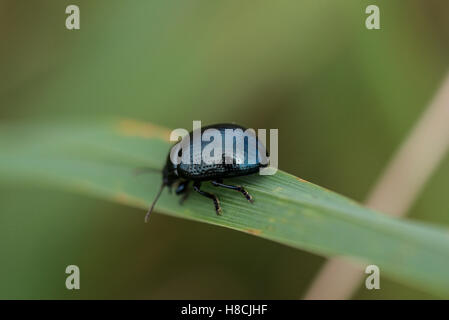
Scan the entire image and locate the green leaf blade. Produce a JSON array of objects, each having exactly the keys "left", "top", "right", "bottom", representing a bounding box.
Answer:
[{"left": 1, "top": 118, "right": 449, "bottom": 297}]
